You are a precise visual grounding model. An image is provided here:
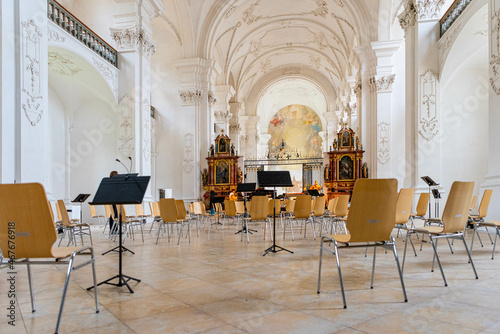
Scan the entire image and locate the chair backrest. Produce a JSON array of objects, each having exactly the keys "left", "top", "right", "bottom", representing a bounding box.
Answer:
[
  {"left": 327, "top": 197, "right": 338, "bottom": 213},
  {"left": 55, "top": 200, "right": 63, "bottom": 221},
  {"left": 105, "top": 205, "right": 113, "bottom": 219},
  {"left": 477, "top": 189, "right": 493, "bottom": 218},
  {"left": 268, "top": 199, "right": 281, "bottom": 216},
  {"left": 470, "top": 195, "right": 477, "bottom": 211},
  {"left": 176, "top": 200, "right": 187, "bottom": 220},
  {"left": 345, "top": 179, "right": 398, "bottom": 243},
  {"left": 285, "top": 199, "right": 295, "bottom": 213},
  {"left": 0, "top": 183, "right": 58, "bottom": 258},
  {"left": 159, "top": 198, "right": 178, "bottom": 223},
  {"left": 415, "top": 192, "right": 430, "bottom": 216},
  {"left": 334, "top": 195, "right": 350, "bottom": 217},
  {"left": 395, "top": 188, "right": 414, "bottom": 225},
  {"left": 120, "top": 205, "right": 127, "bottom": 217},
  {"left": 48, "top": 201, "right": 56, "bottom": 223},
  {"left": 57, "top": 200, "right": 73, "bottom": 227},
  {"left": 313, "top": 196, "right": 326, "bottom": 216},
  {"left": 135, "top": 204, "right": 145, "bottom": 216},
  {"left": 442, "top": 181, "right": 474, "bottom": 233},
  {"left": 90, "top": 204, "right": 98, "bottom": 218},
  {"left": 192, "top": 202, "right": 203, "bottom": 215},
  {"left": 246, "top": 201, "right": 252, "bottom": 212},
  {"left": 235, "top": 201, "right": 245, "bottom": 214},
  {"left": 225, "top": 200, "right": 237, "bottom": 216},
  {"left": 249, "top": 196, "right": 269, "bottom": 220},
  {"left": 294, "top": 195, "right": 312, "bottom": 219},
  {"left": 152, "top": 201, "right": 161, "bottom": 217}
]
